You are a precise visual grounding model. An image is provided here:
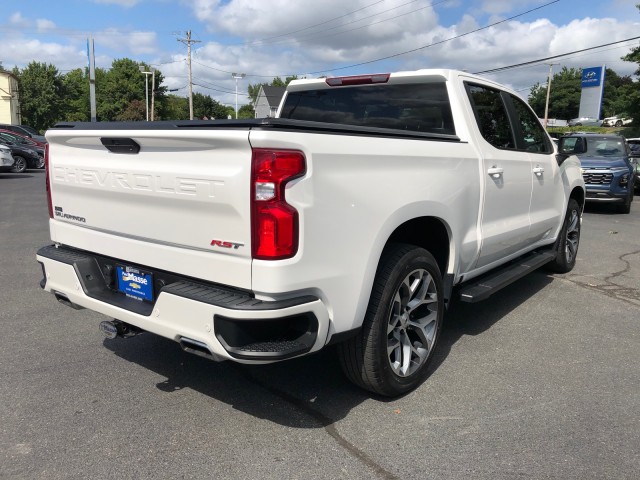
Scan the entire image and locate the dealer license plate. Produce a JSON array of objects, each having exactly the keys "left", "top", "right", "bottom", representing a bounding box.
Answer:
[{"left": 116, "top": 265, "right": 154, "bottom": 302}]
